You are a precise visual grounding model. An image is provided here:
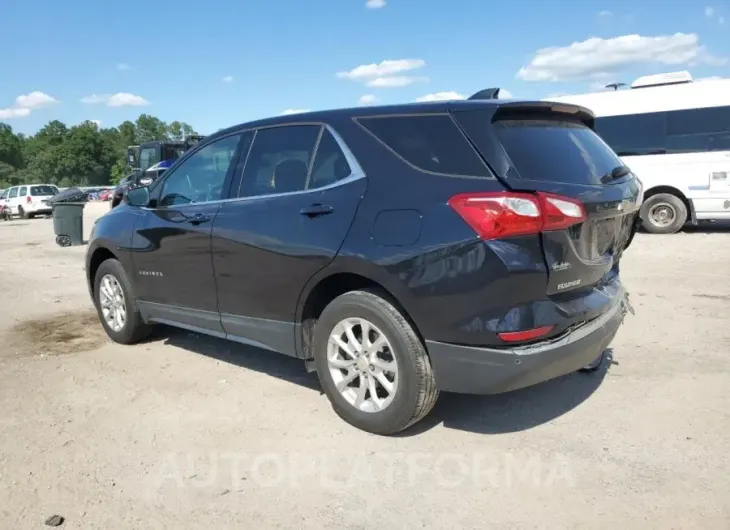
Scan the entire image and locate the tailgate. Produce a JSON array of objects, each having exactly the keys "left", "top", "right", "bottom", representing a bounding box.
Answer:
[{"left": 454, "top": 103, "right": 643, "bottom": 296}]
